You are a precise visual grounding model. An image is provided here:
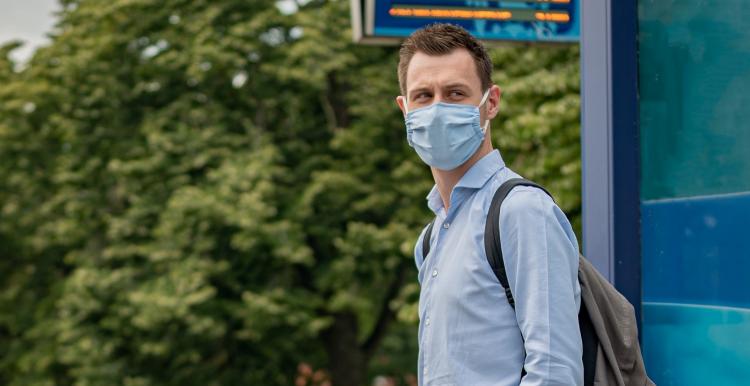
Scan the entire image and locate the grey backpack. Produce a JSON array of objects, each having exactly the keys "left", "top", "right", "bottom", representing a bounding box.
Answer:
[{"left": 421, "top": 178, "right": 655, "bottom": 386}]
